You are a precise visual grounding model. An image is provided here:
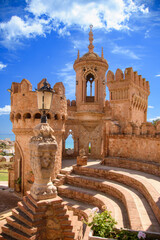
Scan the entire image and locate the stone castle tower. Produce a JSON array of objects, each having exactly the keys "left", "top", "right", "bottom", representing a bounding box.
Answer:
[{"left": 9, "top": 27, "right": 151, "bottom": 194}]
